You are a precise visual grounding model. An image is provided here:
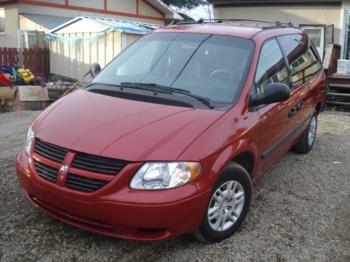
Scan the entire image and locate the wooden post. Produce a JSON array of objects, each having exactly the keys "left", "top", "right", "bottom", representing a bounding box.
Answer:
[
  {"left": 18, "top": 48, "right": 24, "bottom": 67},
  {"left": 0, "top": 47, "right": 3, "bottom": 65}
]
